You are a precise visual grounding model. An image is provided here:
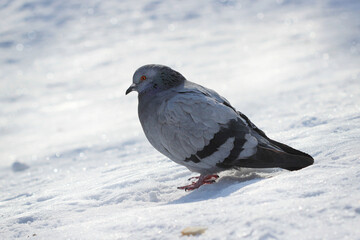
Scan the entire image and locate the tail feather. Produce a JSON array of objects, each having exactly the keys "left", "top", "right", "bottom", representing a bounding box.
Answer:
[
  {"left": 235, "top": 111, "right": 314, "bottom": 171},
  {"left": 268, "top": 138, "right": 314, "bottom": 162},
  {"left": 236, "top": 145, "right": 314, "bottom": 171}
]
